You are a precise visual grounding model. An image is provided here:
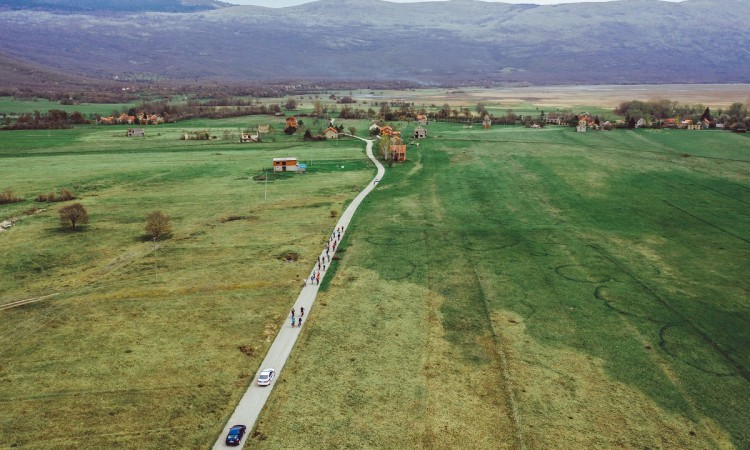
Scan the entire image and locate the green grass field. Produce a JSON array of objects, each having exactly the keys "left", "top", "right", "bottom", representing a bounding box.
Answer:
[
  {"left": 251, "top": 124, "right": 750, "bottom": 449},
  {"left": 2, "top": 116, "right": 749, "bottom": 449},
  {"left": 0, "top": 96, "right": 139, "bottom": 116},
  {"left": 0, "top": 124, "right": 374, "bottom": 448}
]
